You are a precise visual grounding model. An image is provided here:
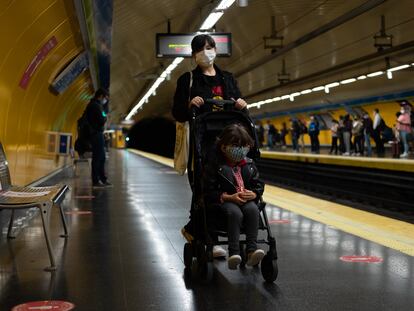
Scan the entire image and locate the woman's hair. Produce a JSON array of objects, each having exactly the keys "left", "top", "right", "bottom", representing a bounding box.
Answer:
[
  {"left": 217, "top": 124, "right": 254, "bottom": 149},
  {"left": 191, "top": 34, "right": 216, "bottom": 54}
]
